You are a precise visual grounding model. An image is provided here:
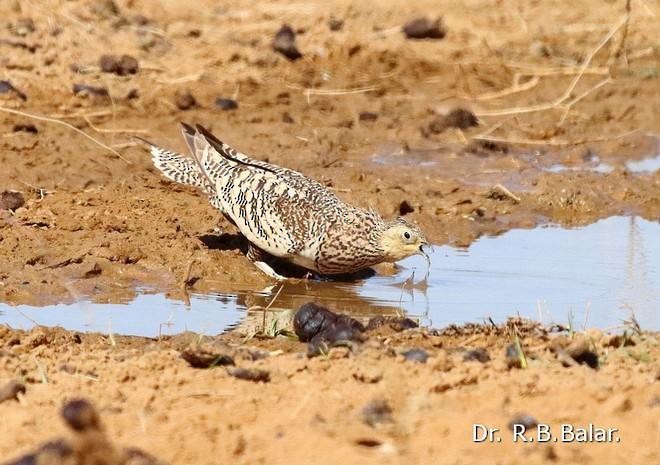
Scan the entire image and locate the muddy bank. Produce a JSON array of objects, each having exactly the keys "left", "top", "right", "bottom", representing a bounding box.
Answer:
[{"left": 0, "top": 315, "right": 658, "bottom": 464}]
